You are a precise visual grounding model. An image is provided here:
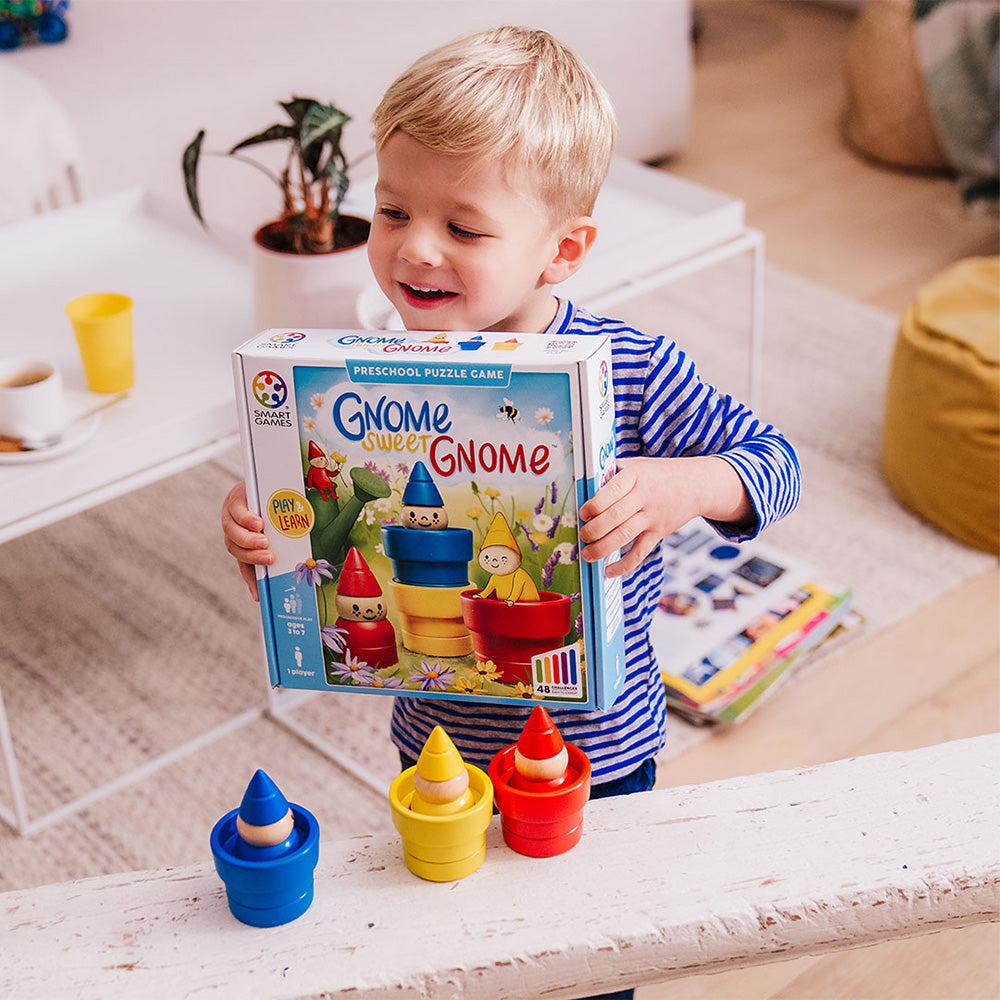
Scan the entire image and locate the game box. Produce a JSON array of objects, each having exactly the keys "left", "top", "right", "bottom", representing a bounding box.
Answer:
[{"left": 233, "top": 327, "right": 625, "bottom": 709}]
